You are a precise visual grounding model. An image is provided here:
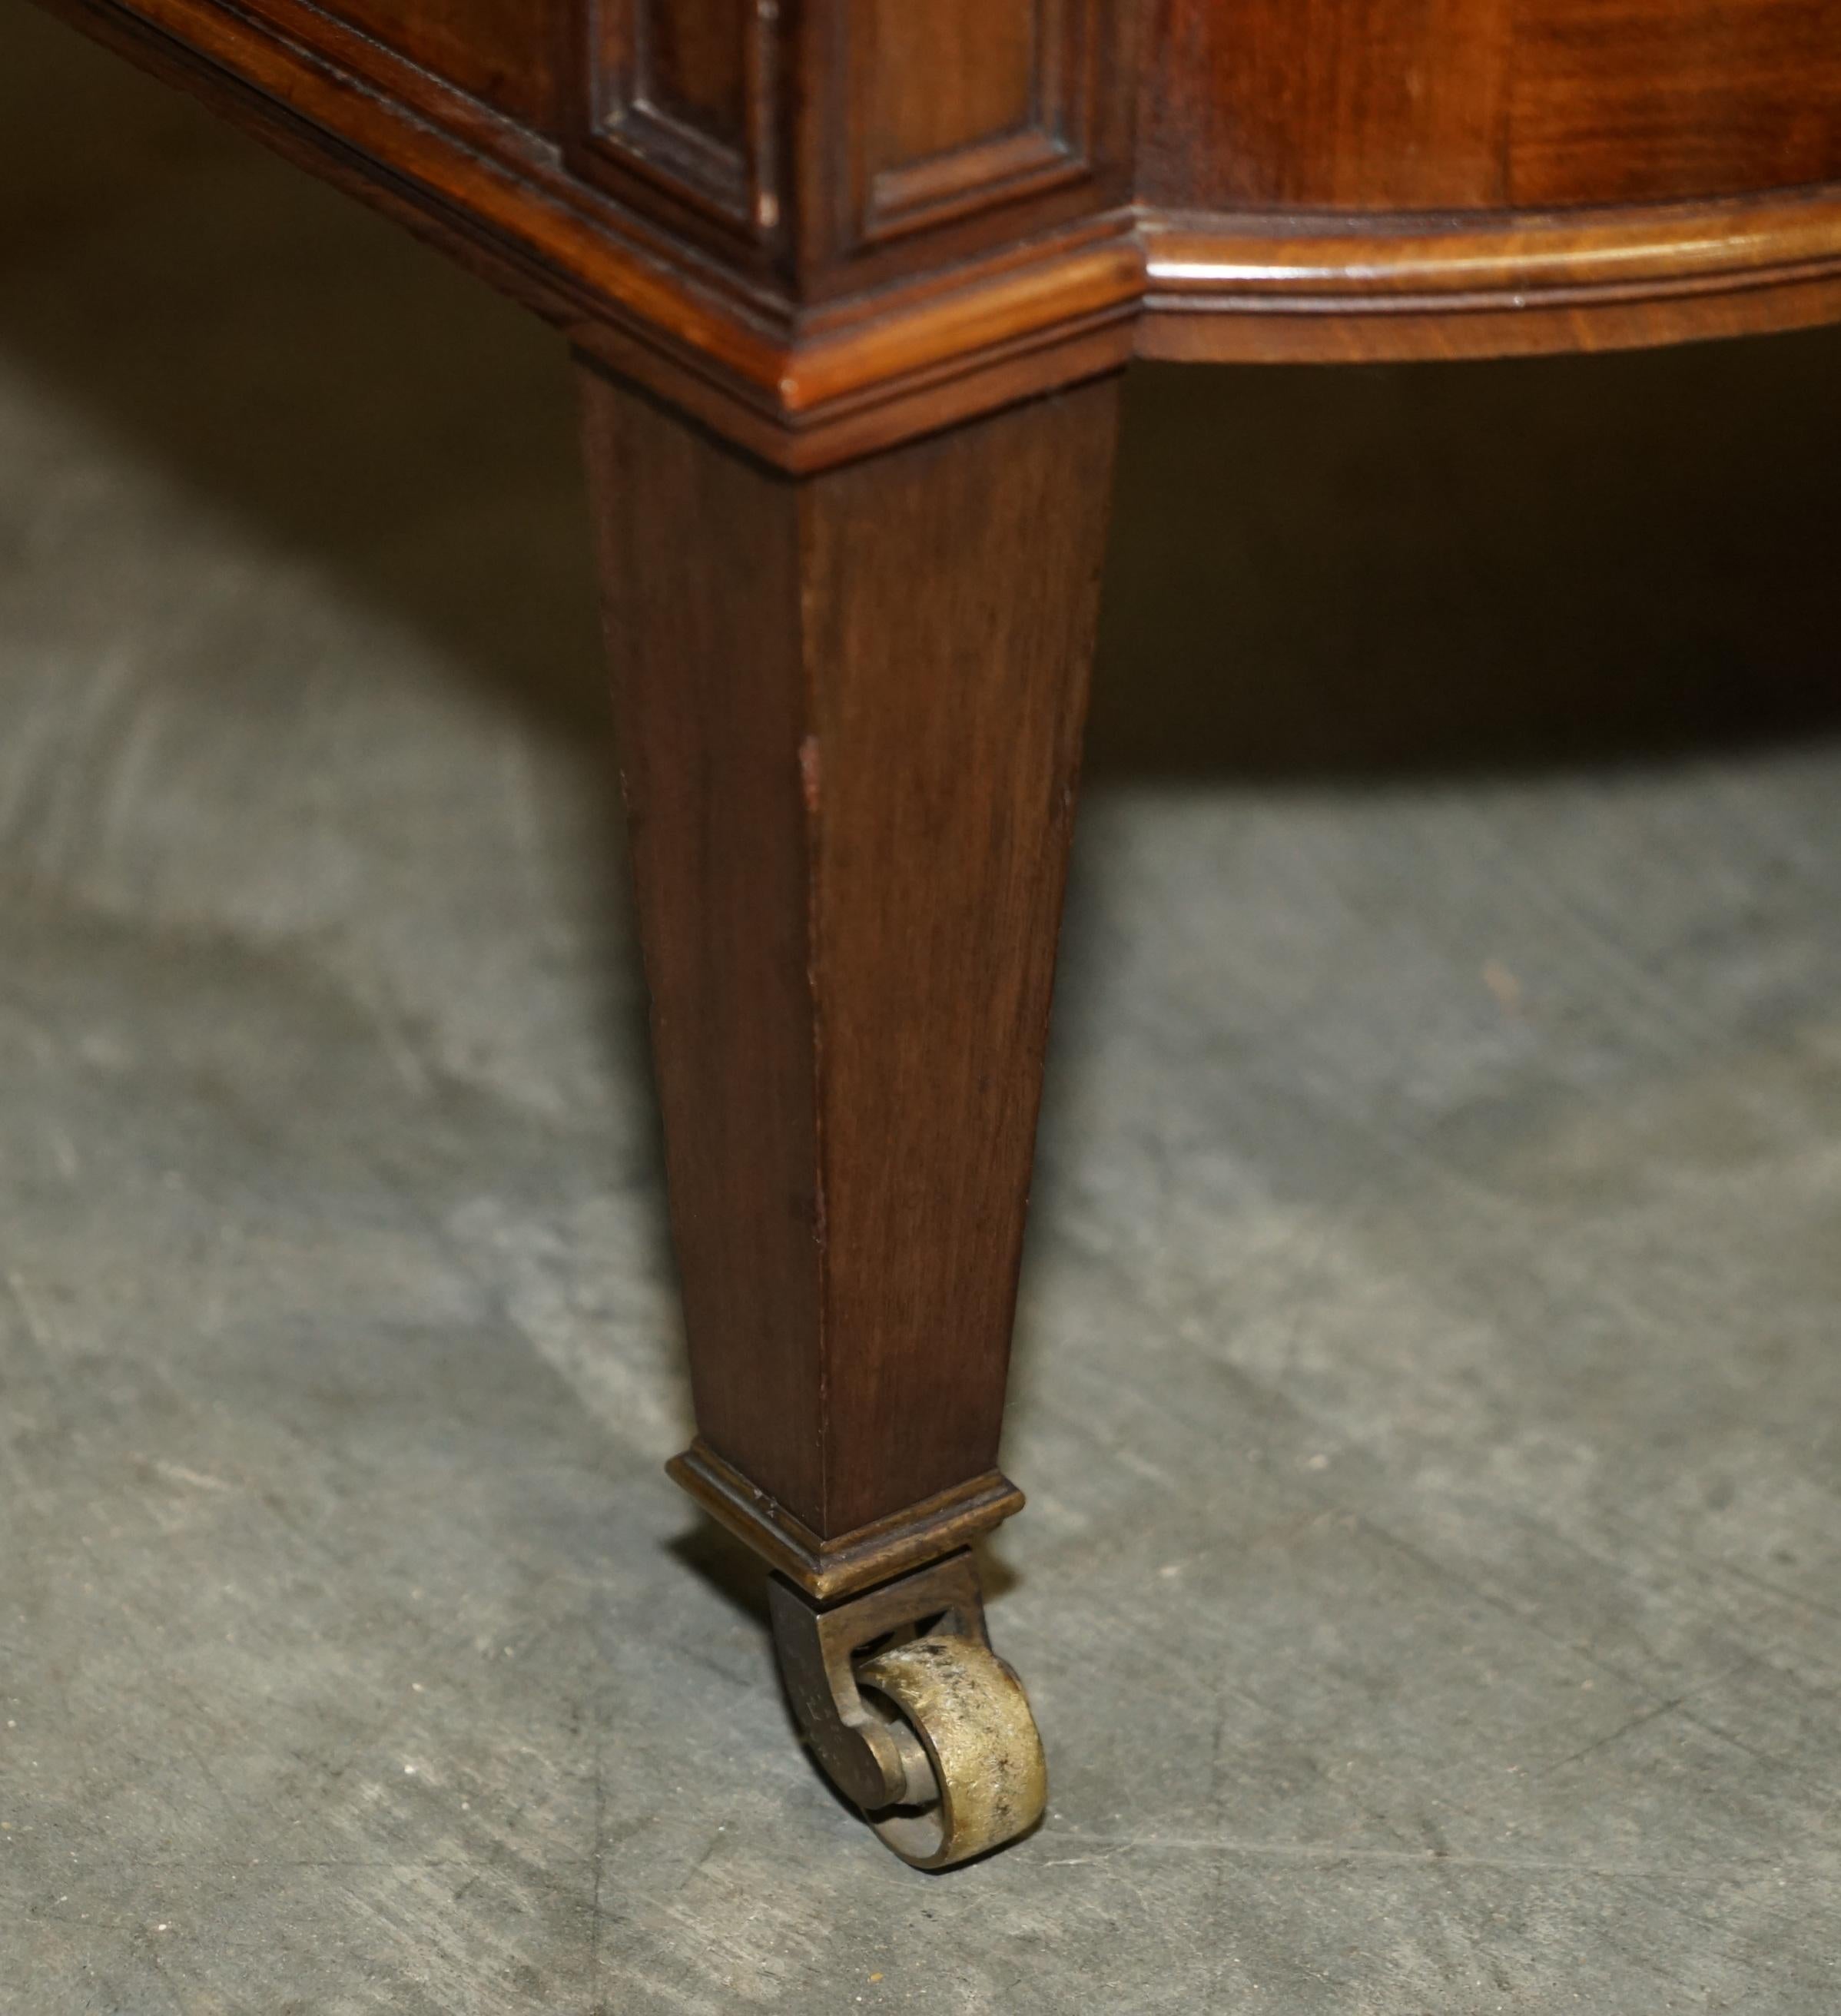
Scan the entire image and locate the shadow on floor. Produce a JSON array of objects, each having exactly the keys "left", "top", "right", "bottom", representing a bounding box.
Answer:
[{"left": 1094, "top": 340, "right": 1841, "bottom": 781}]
